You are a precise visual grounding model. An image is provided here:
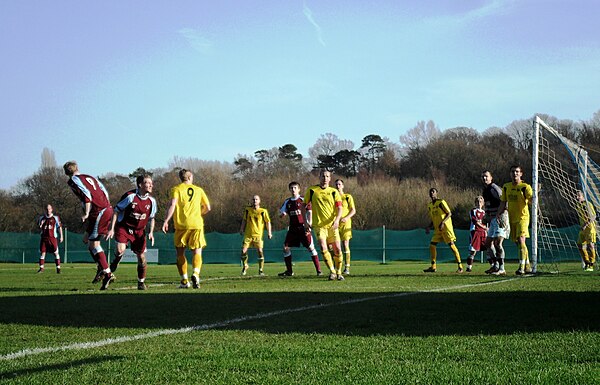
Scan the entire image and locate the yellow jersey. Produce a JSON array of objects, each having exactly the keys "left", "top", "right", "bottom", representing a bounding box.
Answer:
[
  {"left": 170, "top": 183, "right": 209, "bottom": 230},
  {"left": 577, "top": 201, "right": 597, "bottom": 230},
  {"left": 243, "top": 207, "right": 271, "bottom": 238},
  {"left": 501, "top": 181, "right": 533, "bottom": 223},
  {"left": 428, "top": 199, "right": 454, "bottom": 233},
  {"left": 304, "top": 185, "right": 342, "bottom": 228},
  {"left": 341, "top": 193, "right": 355, "bottom": 227}
]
